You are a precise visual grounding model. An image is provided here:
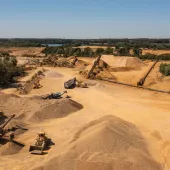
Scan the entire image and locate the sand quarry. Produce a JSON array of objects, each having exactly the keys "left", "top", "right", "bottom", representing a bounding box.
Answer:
[{"left": 0, "top": 52, "right": 170, "bottom": 170}]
